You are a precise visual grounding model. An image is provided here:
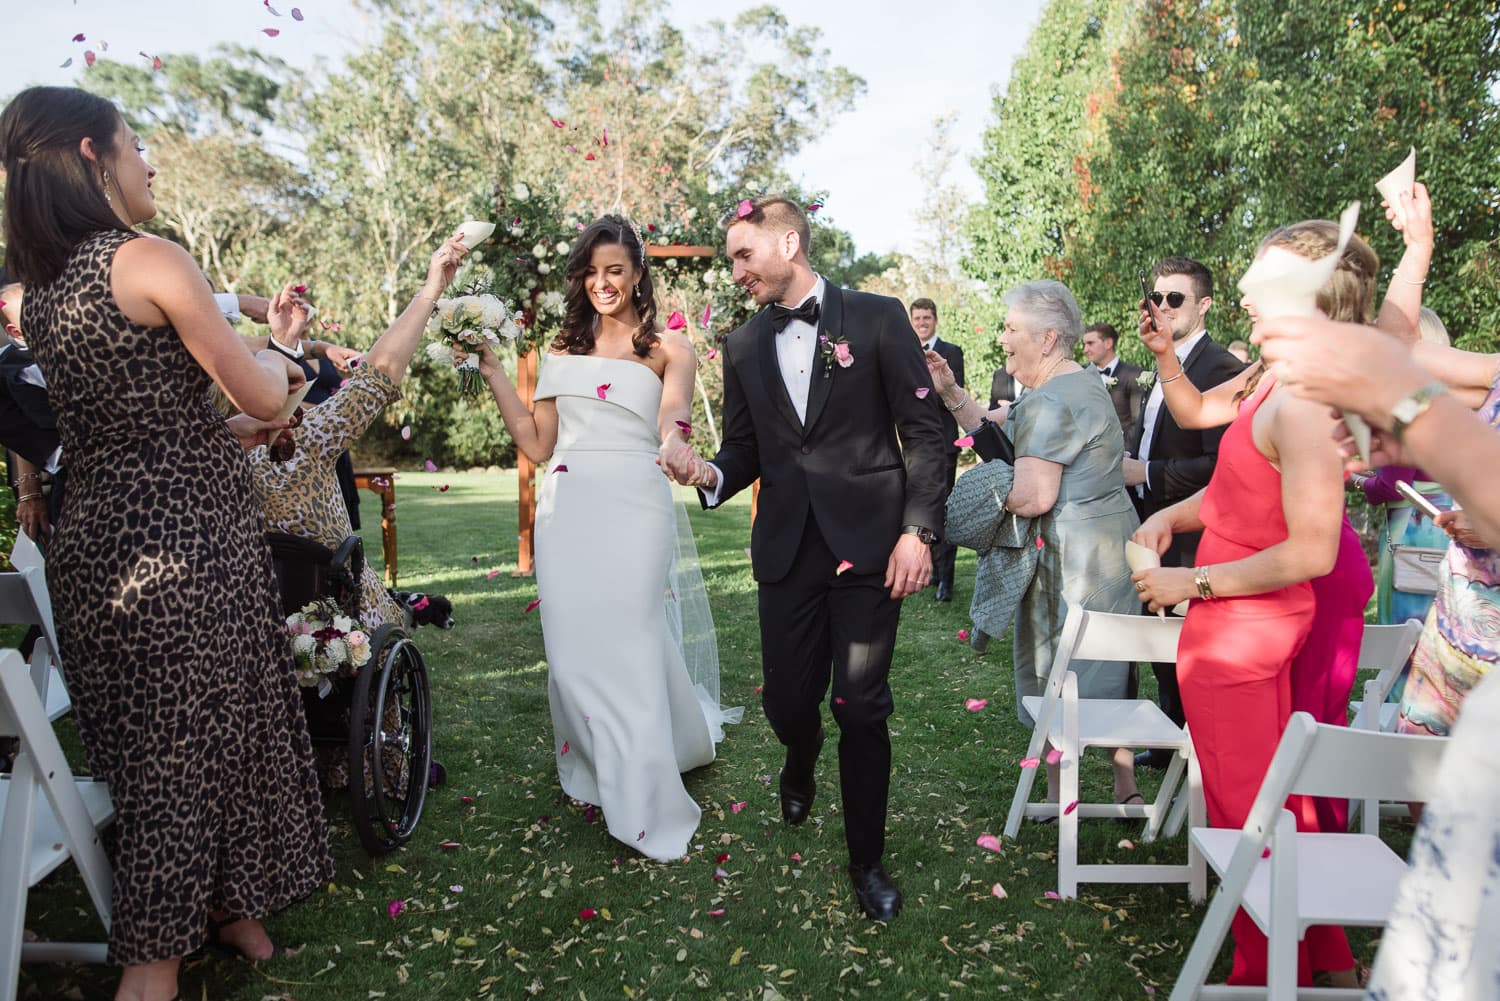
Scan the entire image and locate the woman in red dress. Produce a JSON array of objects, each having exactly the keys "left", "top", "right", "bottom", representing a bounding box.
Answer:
[{"left": 1131, "top": 219, "right": 1381, "bottom": 988}]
